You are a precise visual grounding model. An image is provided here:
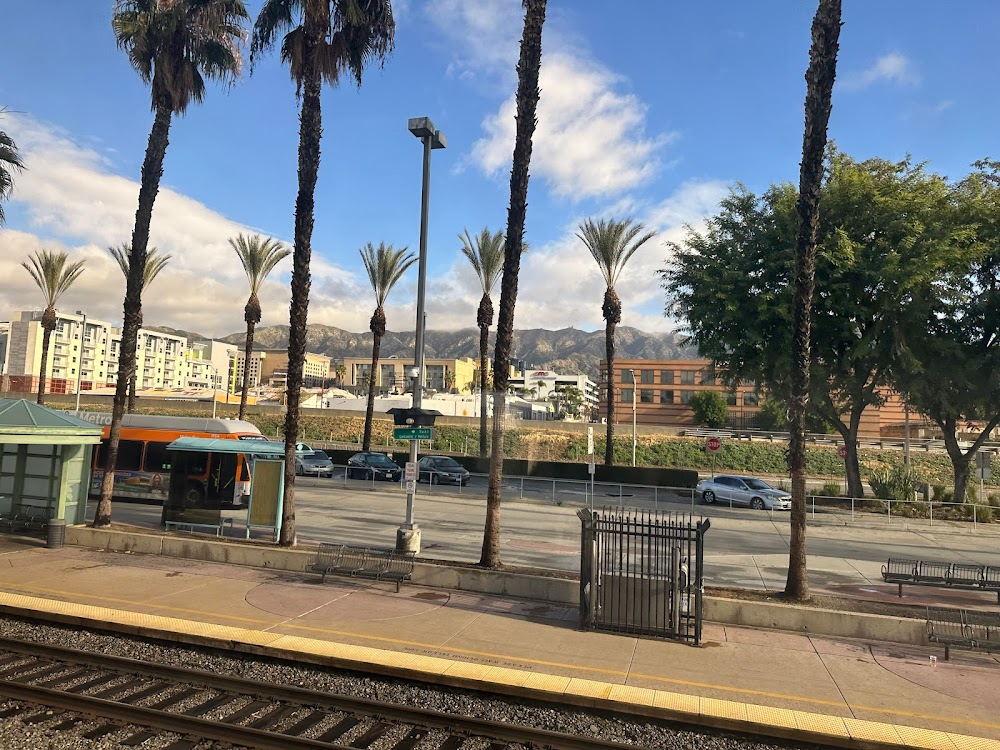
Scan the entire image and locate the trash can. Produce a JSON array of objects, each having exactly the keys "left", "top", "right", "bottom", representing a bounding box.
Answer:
[{"left": 46, "top": 519, "right": 66, "bottom": 549}]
